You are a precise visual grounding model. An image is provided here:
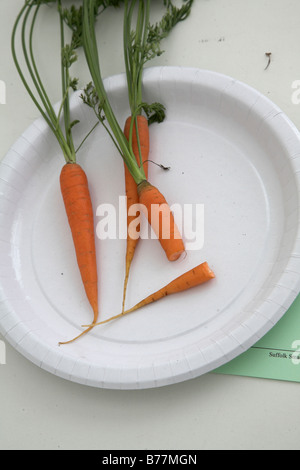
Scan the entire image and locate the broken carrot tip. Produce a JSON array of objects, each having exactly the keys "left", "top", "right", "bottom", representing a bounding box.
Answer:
[{"left": 168, "top": 249, "right": 185, "bottom": 262}]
